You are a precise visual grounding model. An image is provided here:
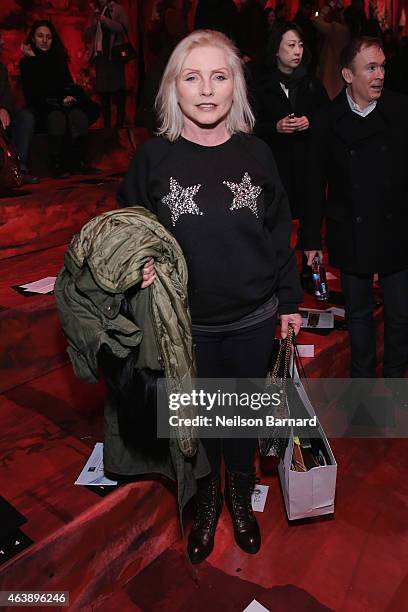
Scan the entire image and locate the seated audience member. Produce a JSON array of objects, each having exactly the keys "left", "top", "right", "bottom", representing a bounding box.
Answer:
[
  {"left": 0, "top": 32, "right": 37, "bottom": 184},
  {"left": 85, "top": 0, "right": 129, "bottom": 128},
  {"left": 20, "top": 20, "right": 95, "bottom": 178}
]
